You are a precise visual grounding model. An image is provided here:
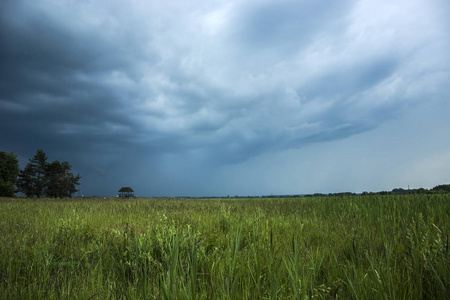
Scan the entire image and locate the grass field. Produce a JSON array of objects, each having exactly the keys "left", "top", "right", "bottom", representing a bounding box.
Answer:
[{"left": 1, "top": 195, "right": 449, "bottom": 299}]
